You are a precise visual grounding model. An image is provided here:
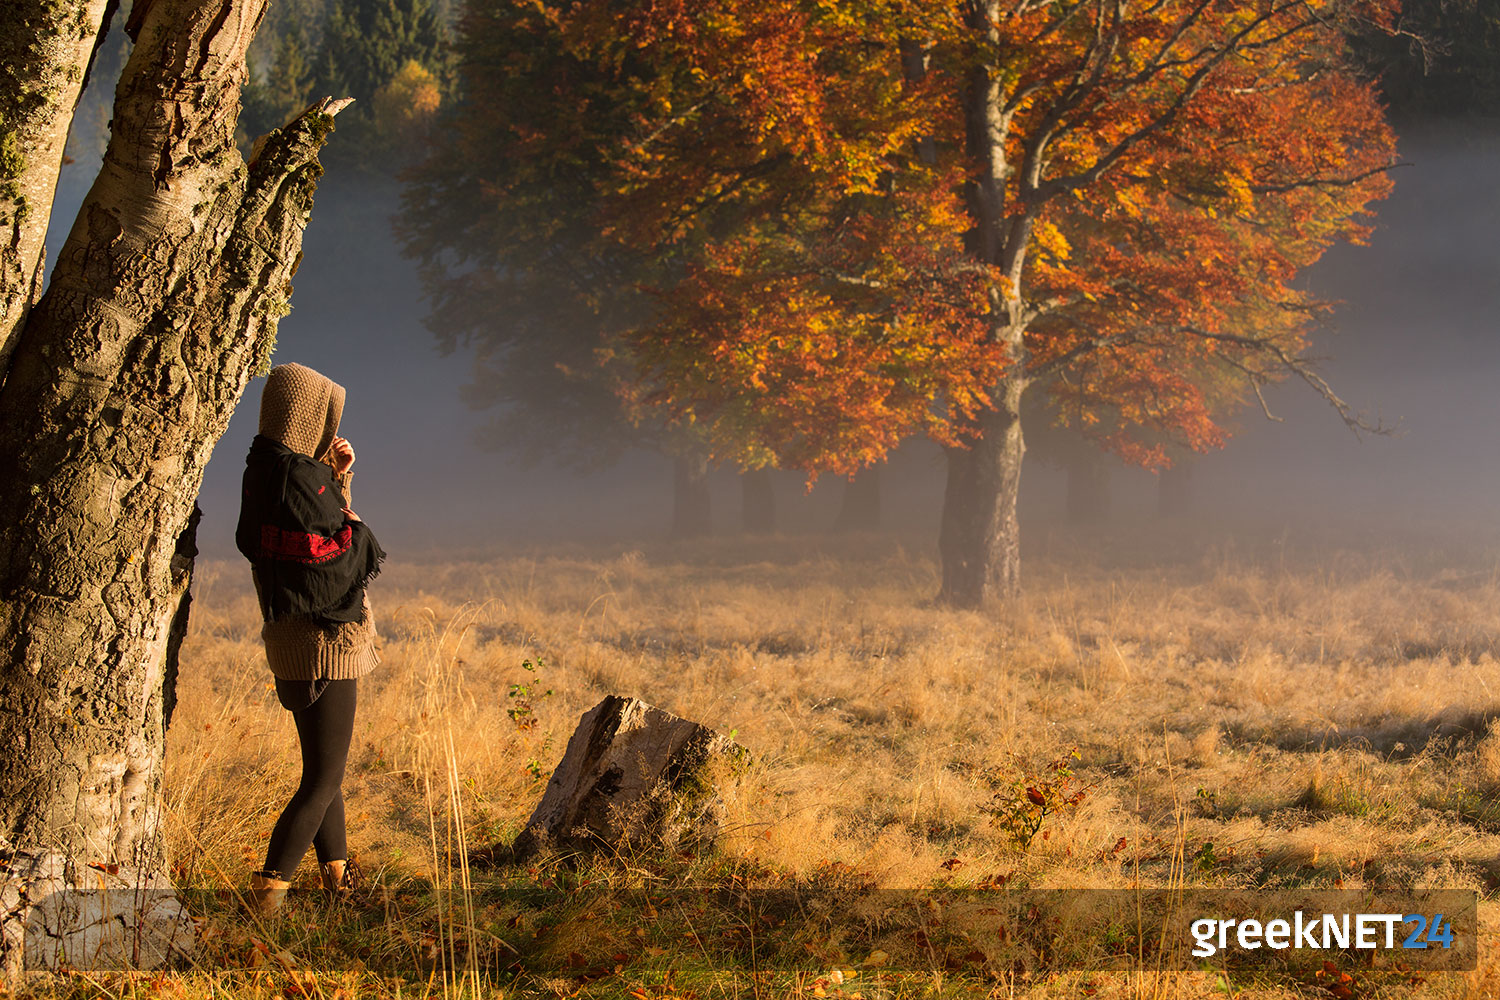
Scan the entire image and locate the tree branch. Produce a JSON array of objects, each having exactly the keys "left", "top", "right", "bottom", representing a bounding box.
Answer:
[
  {"left": 1249, "top": 160, "right": 1409, "bottom": 195},
  {"left": 1026, "top": 329, "right": 1139, "bottom": 380},
  {"left": 1178, "top": 325, "right": 1394, "bottom": 436},
  {"left": 1031, "top": 0, "right": 1318, "bottom": 205}
]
